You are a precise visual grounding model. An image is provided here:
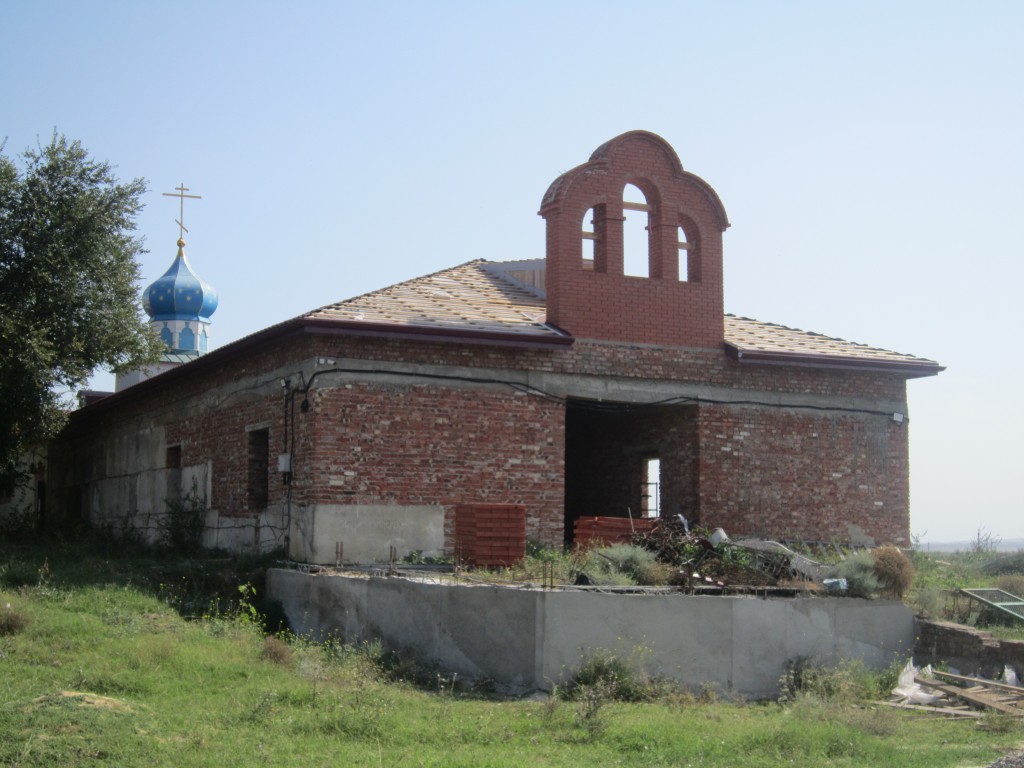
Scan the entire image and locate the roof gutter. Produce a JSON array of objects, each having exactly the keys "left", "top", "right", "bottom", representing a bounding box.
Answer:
[{"left": 725, "top": 343, "right": 945, "bottom": 378}]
